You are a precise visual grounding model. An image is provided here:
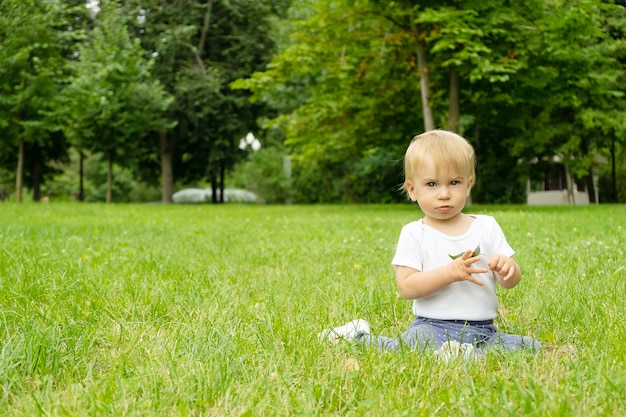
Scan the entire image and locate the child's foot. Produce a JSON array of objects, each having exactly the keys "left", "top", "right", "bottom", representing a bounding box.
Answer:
[
  {"left": 319, "top": 319, "right": 371, "bottom": 342},
  {"left": 460, "top": 342, "right": 477, "bottom": 360},
  {"left": 435, "top": 341, "right": 477, "bottom": 362}
]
